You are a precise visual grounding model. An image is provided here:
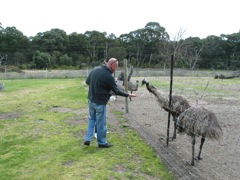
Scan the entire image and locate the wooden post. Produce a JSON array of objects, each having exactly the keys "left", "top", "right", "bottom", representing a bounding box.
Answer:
[
  {"left": 167, "top": 55, "right": 174, "bottom": 146},
  {"left": 124, "top": 59, "right": 129, "bottom": 113}
]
